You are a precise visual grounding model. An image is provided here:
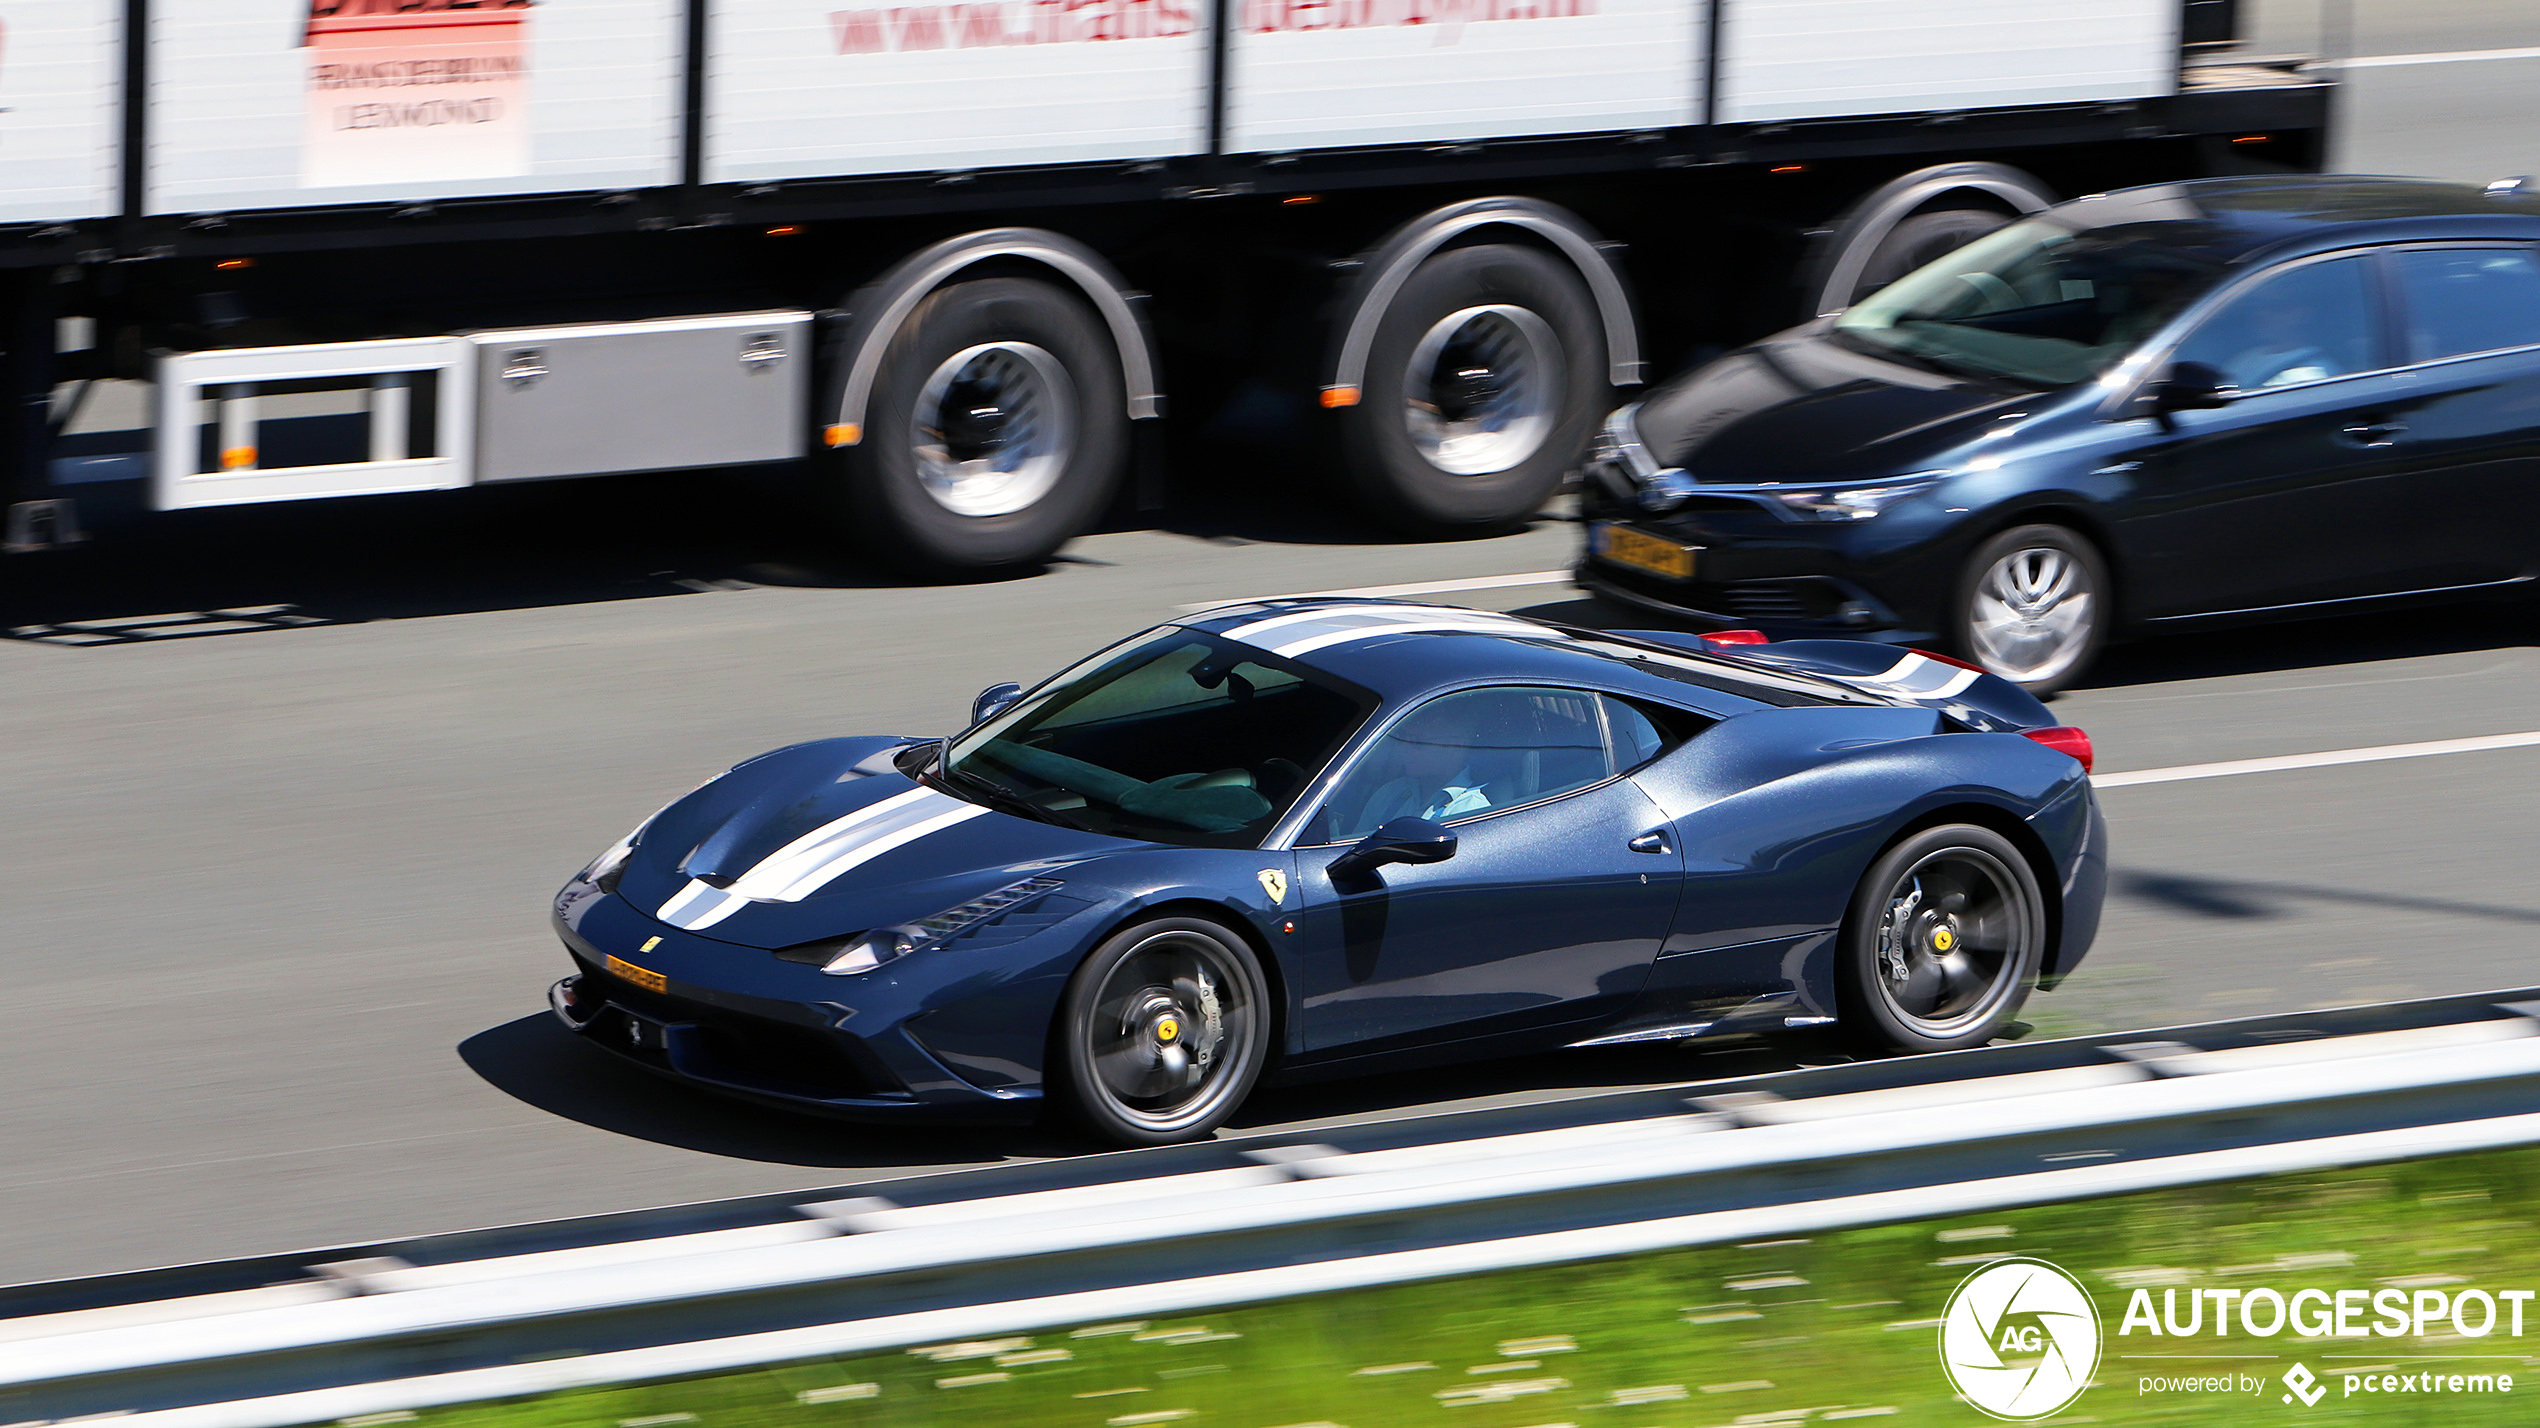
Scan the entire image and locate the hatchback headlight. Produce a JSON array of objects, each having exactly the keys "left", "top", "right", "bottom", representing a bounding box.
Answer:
[{"left": 1764, "top": 473, "right": 1945, "bottom": 522}]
